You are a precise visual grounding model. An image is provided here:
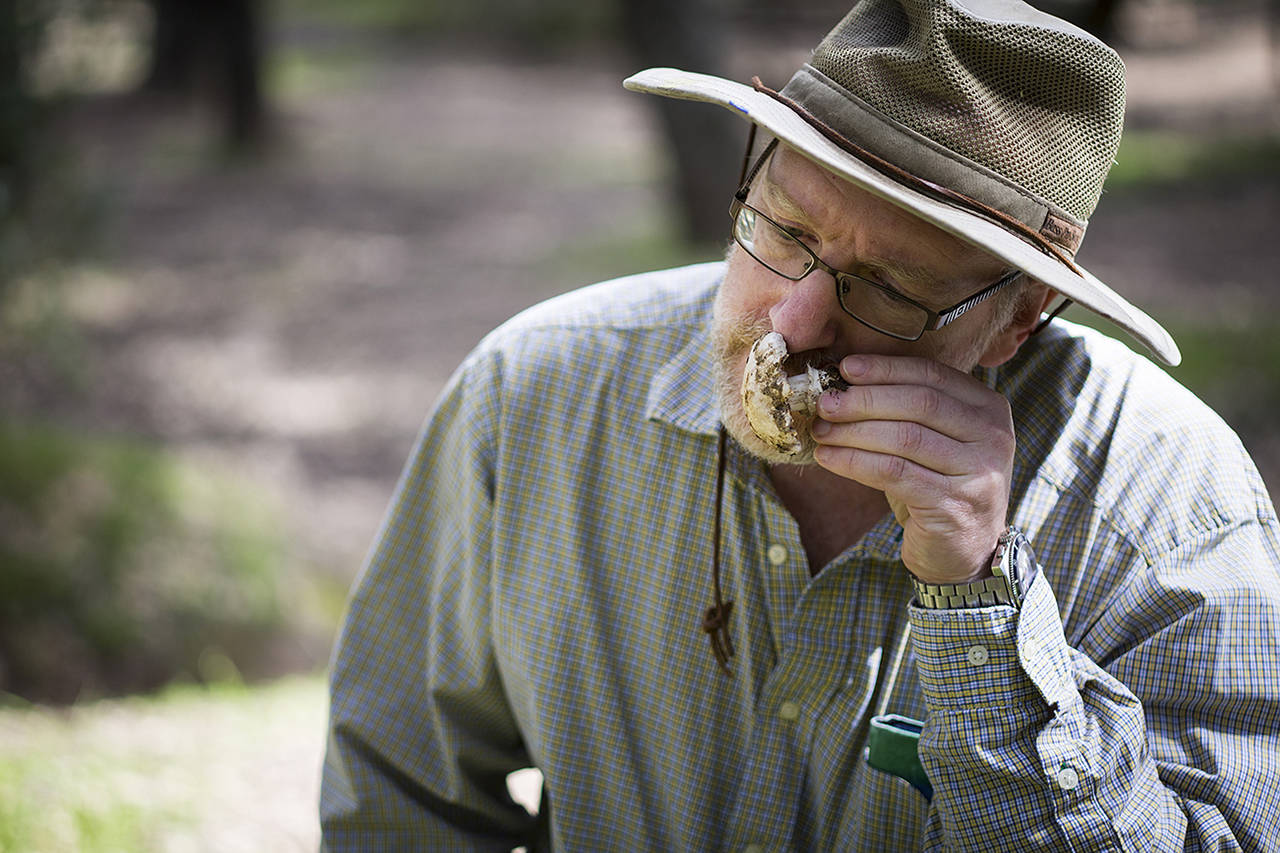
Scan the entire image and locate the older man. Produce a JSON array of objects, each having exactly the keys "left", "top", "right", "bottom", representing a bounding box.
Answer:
[{"left": 320, "top": 0, "right": 1280, "bottom": 848}]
